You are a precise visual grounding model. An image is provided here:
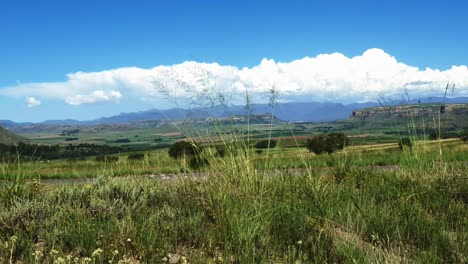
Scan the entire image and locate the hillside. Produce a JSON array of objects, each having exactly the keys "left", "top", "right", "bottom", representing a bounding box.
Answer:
[
  {"left": 3, "top": 114, "right": 281, "bottom": 135},
  {"left": 0, "top": 125, "right": 27, "bottom": 145}
]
